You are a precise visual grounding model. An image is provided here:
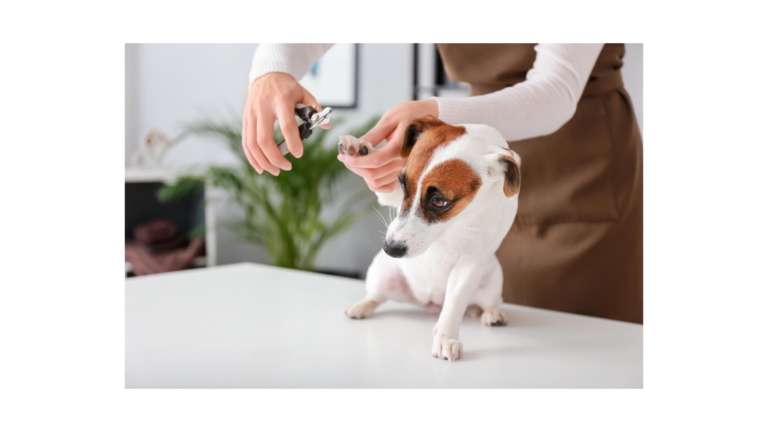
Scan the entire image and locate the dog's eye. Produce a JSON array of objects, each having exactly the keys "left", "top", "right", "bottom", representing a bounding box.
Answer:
[
  {"left": 431, "top": 197, "right": 447, "bottom": 208},
  {"left": 398, "top": 173, "right": 406, "bottom": 191}
]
